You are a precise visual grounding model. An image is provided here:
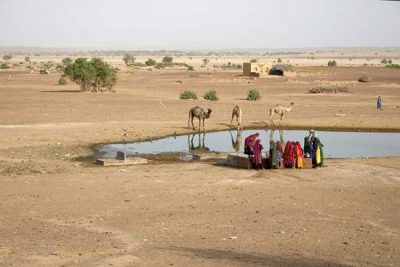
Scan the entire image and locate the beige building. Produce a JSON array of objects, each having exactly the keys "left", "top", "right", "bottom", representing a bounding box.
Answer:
[{"left": 243, "top": 62, "right": 269, "bottom": 77}]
